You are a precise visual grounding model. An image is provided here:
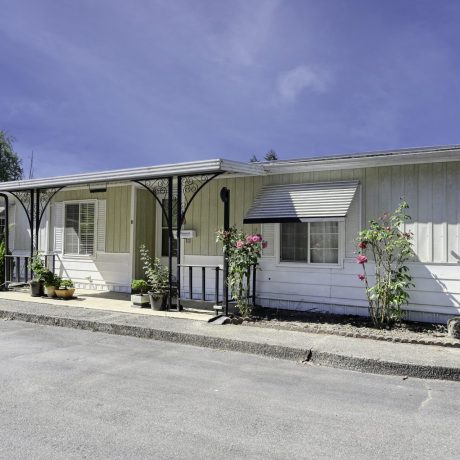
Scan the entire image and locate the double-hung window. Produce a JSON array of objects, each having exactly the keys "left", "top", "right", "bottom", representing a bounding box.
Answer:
[
  {"left": 64, "top": 202, "right": 96, "bottom": 255},
  {"left": 280, "top": 221, "right": 339, "bottom": 264}
]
